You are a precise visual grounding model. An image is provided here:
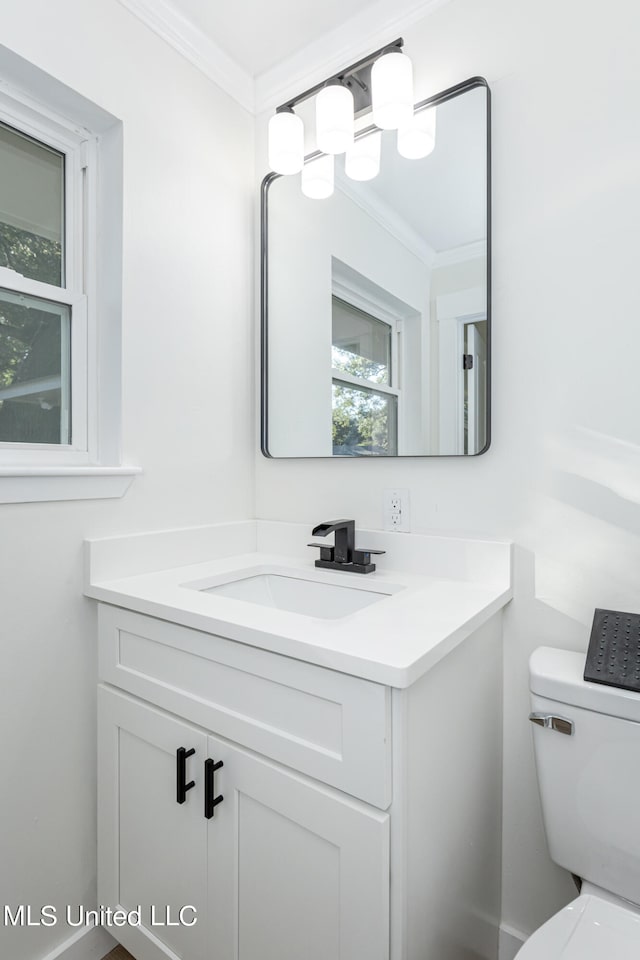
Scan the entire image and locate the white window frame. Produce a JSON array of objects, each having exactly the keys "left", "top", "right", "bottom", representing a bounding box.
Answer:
[
  {"left": 0, "top": 92, "right": 93, "bottom": 464},
  {"left": 0, "top": 71, "right": 138, "bottom": 502}
]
